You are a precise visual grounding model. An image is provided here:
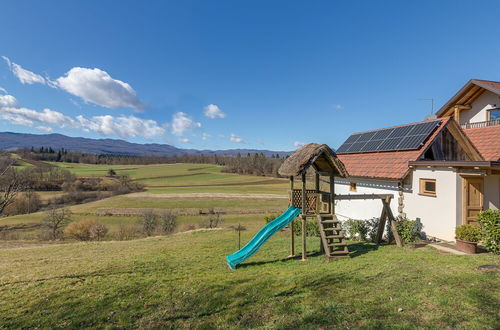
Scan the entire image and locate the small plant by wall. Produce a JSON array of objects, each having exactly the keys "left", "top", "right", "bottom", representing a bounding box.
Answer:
[
  {"left": 455, "top": 224, "right": 482, "bottom": 242},
  {"left": 292, "top": 219, "right": 320, "bottom": 237},
  {"left": 477, "top": 209, "right": 499, "bottom": 253}
]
